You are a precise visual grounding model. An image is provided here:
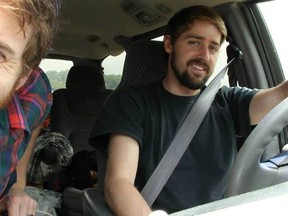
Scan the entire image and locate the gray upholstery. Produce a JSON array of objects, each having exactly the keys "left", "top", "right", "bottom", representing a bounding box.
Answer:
[
  {"left": 50, "top": 65, "right": 113, "bottom": 153},
  {"left": 66, "top": 66, "right": 106, "bottom": 90},
  {"left": 117, "top": 39, "right": 167, "bottom": 89},
  {"left": 51, "top": 64, "right": 113, "bottom": 216},
  {"left": 61, "top": 186, "right": 85, "bottom": 216}
]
